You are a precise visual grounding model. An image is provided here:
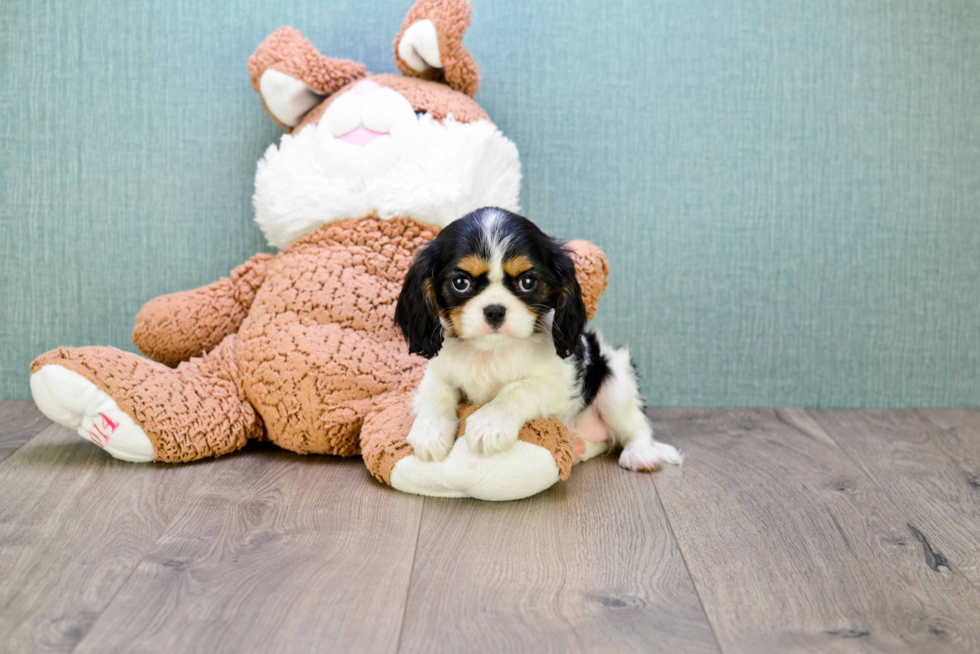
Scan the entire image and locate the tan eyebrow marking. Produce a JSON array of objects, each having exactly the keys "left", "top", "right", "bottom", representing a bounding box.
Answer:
[
  {"left": 503, "top": 255, "right": 533, "bottom": 278},
  {"left": 457, "top": 254, "right": 490, "bottom": 277}
]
